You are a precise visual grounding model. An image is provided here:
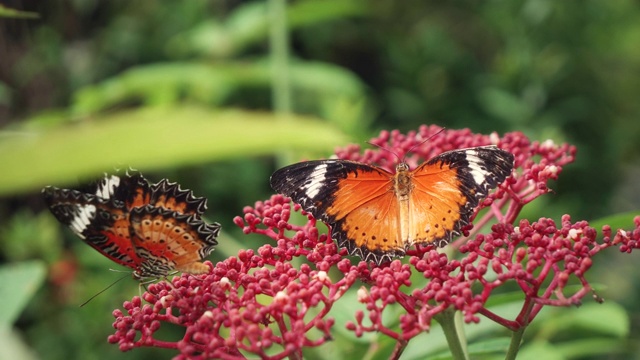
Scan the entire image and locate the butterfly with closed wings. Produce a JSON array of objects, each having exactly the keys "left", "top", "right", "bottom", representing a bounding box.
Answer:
[{"left": 42, "top": 171, "right": 220, "bottom": 281}]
